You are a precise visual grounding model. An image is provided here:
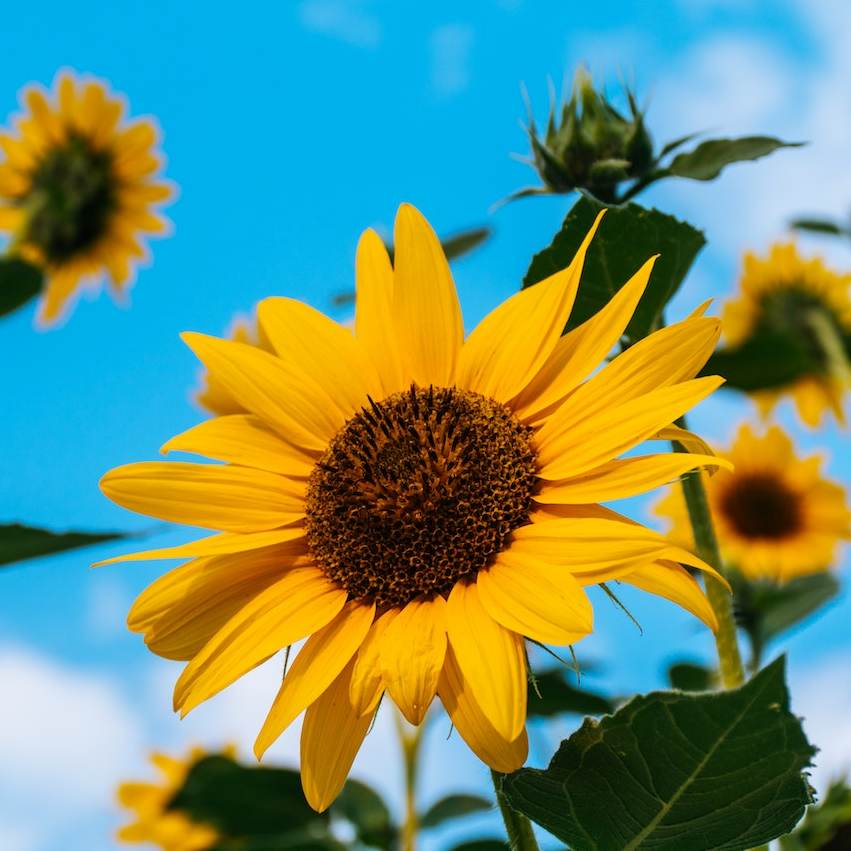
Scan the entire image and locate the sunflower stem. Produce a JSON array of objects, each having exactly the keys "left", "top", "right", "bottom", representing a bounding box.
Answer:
[
  {"left": 491, "top": 770, "right": 541, "bottom": 851},
  {"left": 395, "top": 709, "right": 424, "bottom": 851},
  {"left": 806, "top": 307, "right": 851, "bottom": 388},
  {"left": 673, "top": 419, "right": 745, "bottom": 689}
]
